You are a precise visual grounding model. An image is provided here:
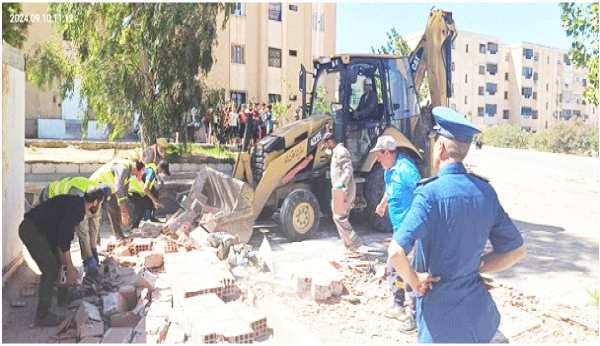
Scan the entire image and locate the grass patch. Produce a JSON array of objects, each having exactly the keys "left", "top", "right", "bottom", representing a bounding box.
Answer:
[{"left": 166, "top": 143, "right": 236, "bottom": 162}]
